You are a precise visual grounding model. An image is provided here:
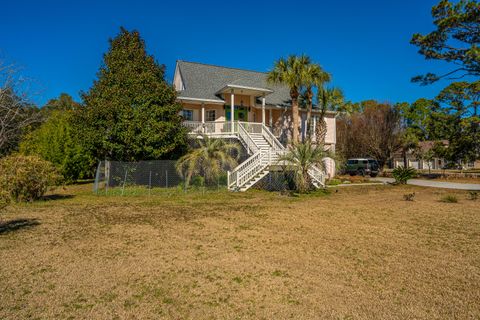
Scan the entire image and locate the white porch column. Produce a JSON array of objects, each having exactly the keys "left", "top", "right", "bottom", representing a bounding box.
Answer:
[
  {"left": 269, "top": 108, "right": 273, "bottom": 128},
  {"left": 312, "top": 115, "right": 317, "bottom": 141},
  {"left": 201, "top": 103, "right": 205, "bottom": 133},
  {"left": 261, "top": 95, "right": 266, "bottom": 125},
  {"left": 230, "top": 89, "right": 235, "bottom": 133}
]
